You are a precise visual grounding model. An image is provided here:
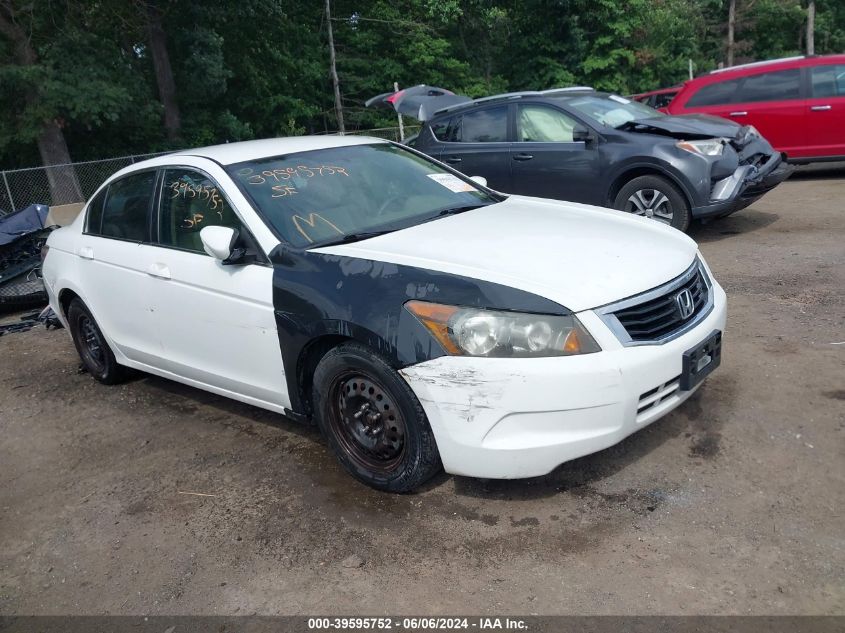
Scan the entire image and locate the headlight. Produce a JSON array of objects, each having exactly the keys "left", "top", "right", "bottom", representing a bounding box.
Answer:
[
  {"left": 405, "top": 301, "right": 601, "bottom": 358},
  {"left": 676, "top": 139, "right": 725, "bottom": 156}
]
